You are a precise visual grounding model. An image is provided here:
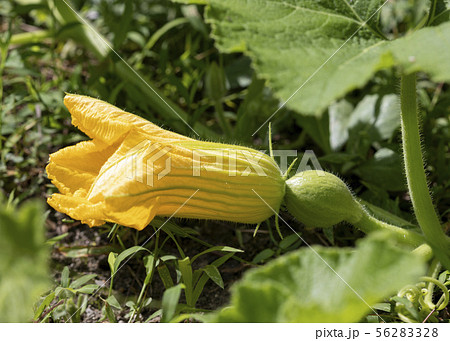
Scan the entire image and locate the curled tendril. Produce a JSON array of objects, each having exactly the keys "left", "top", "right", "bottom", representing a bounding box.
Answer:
[
  {"left": 397, "top": 284, "right": 422, "bottom": 303},
  {"left": 395, "top": 269, "right": 450, "bottom": 322},
  {"left": 395, "top": 283, "right": 429, "bottom": 323},
  {"left": 420, "top": 276, "right": 450, "bottom": 311}
]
